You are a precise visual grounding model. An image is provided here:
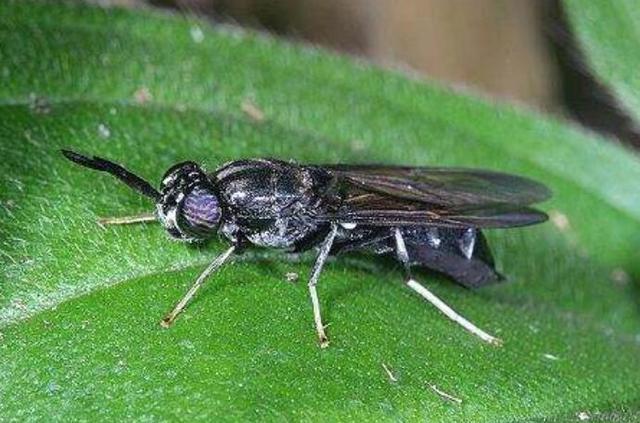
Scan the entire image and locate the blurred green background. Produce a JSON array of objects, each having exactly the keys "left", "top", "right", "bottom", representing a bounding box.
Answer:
[{"left": 133, "top": 0, "right": 640, "bottom": 148}]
